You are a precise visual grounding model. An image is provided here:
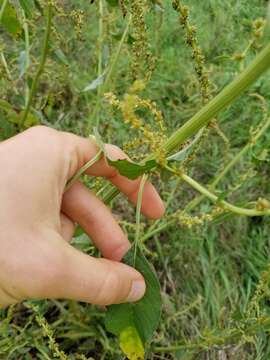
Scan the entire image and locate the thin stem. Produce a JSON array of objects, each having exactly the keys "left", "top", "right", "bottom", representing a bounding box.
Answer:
[
  {"left": 65, "top": 150, "right": 102, "bottom": 192},
  {"left": 88, "top": 15, "right": 131, "bottom": 130},
  {"left": 0, "top": 0, "right": 8, "bottom": 23},
  {"left": 184, "top": 116, "right": 270, "bottom": 212},
  {"left": 20, "top": 2, "right": 52, "bottom": 126},
  {"left": 22, "top": 9, "right": 30, "bottom": 103},
  {"left": 174, "top": 170, "right": 270, "bottom": 217},
  {"left": 141, "top": 219, "right": 175, "bottom": 242},
  {"left": 95, "top": 0, "right": 104, "bottom": 127},
  {"left": 0, "top": 51, "right": 11, "bottom": 80},
  {"left": 103, "top": 15, "right": 131, "bottom": 90},
  {"left": 134, "top": 174, "right": 148, "bottom": 265}
]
